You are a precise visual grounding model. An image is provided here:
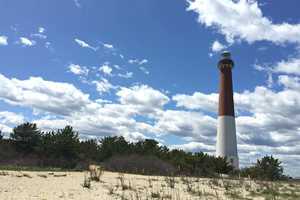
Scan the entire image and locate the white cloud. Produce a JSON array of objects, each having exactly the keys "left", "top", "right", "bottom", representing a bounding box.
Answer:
[
  {"left": 31, "top": 27, "right": 47, "bottom": 39},
  {"left": 171, "top": 77, "right": 300, "bottom": 175},
  {"left": 154, "top": 110, "right": 217, "bottom": 141},
  {"left": 129, "top": 59, "right": 148, "bottom": 65},
  {"left": 173, "top": 80, "right": 300, "bottom": 147},
  {"left": 139, "top": 66, "right": 150, "bottom": 75},
  {"left": 187, "top": 0, "right": 300, "bottom": 45},
  {"left": 99, "top": 65, "right": 113, "bottom": 76},
  {"left": 170, "top": 141, "right": 215, "bottom": 153},
  {"left": 0, "top": 74, "right": 157, "bottom": 143},
  {"left": 45, "top": 42, "right": 53, "bottom": 51},
  {"left": 173, "top": 92, "right": 218, "bottom": 113},
  {"left": 0, "top": 73, "right": 91, "bottom": 116},
  {"left": 103, "top": 43, "right": 114, "bottom": 50},
  {"left": 211, "top": 40, "right": 226, "bottom": 52},
  {"left": 73, "top": 0, "right": 81, "bottom": 8},
  {"left": 19, "top": 37, "right": 36, "bottom": 47},
  {"left": 278, "top": 75, "right": 300, "bottom": 89},
  {"left": 117, "top": 85, "right": 169, "bottom": 109},
  {"left": 113, "top": 65, "right": 121, "bottom": 70},
  {"left": 118, "top": 72, "right": 133, "bottom": 79},
  {"left": 273, "top": 58, "right": 300, "bottom": 75},
  {"left": 74, "top": 38, "right": 97, "bottom": 51},
  {"left": 0, "top": 111, "right": 25, "bottom": 136},
  {"left": 92, "top": 78, "right": 115, "bottom": 94},
  {"left": 1, "top": 70, "right": 300, "bottom": 175},
  {"left": 38, "top": 27, "right": 45, "bottom": 33},
  {"left": 68, "top": 64, "right": 89, "bottom": 76},
  {"left": 0, "top": 36, "right": 8, "bottom": 46},
  {"left": 139, "top": 59, "right": 148, "bottom": 65},
  {"left": 31, "top": 34, "right": 47, "bottom": 39},
  {"left": 0, "top": 111, "right": 24, "bottom": 125}
]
